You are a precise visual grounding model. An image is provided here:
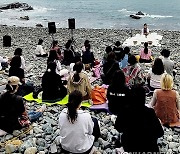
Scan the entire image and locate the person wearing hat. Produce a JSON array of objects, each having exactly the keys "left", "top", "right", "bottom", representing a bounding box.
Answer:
[{"left": 0, "top": 76, "right": 45, "bottom": 135}]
